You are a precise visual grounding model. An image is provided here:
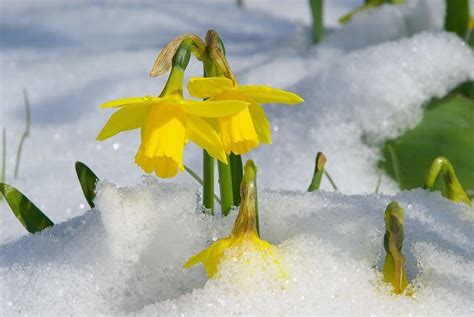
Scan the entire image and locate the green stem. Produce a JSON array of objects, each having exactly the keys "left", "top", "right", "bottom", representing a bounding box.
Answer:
[
  {"left": 218, "top": 158, "right": 234, "bottom": 216},
  {"left": 198, "top": 155, "right": 220, "bottom": 210},
  {"left": 309, "top": 0, "right": 324, "bottom": 43},
  {"left": 229, "top": 153, "right": 243, "bottom": 205},
  {"left": 14, "top": 90, "right": 31, "bottom": 179}
]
